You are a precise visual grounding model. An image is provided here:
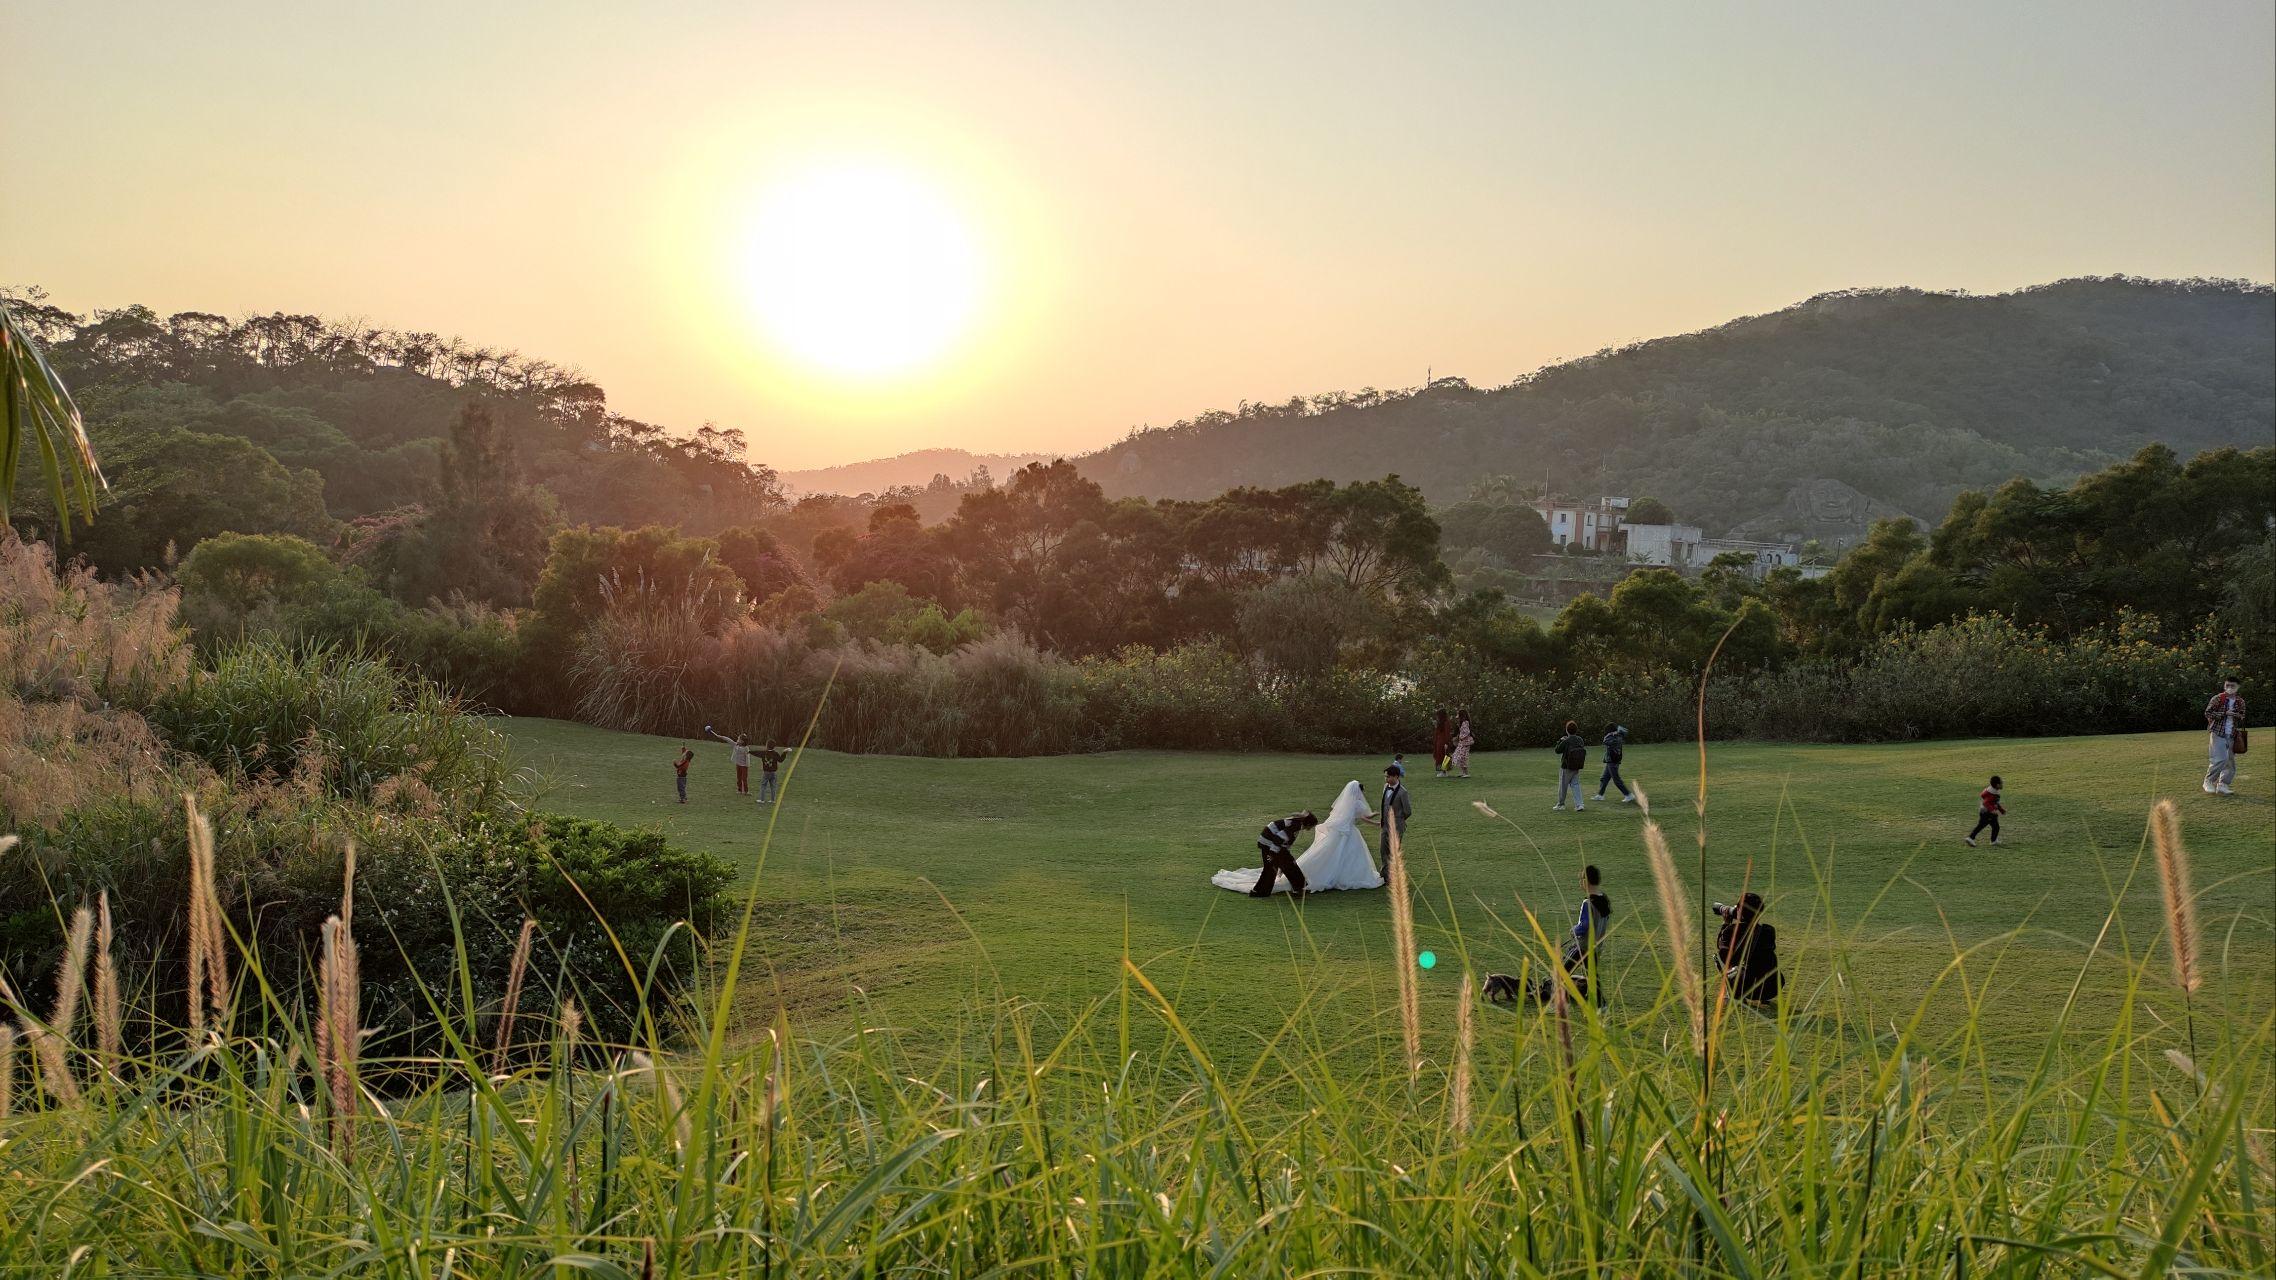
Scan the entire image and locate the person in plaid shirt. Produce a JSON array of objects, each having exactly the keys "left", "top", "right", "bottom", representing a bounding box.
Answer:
[{"left": 2204, "top": 677, "right": 2245, "bottom": 796}]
